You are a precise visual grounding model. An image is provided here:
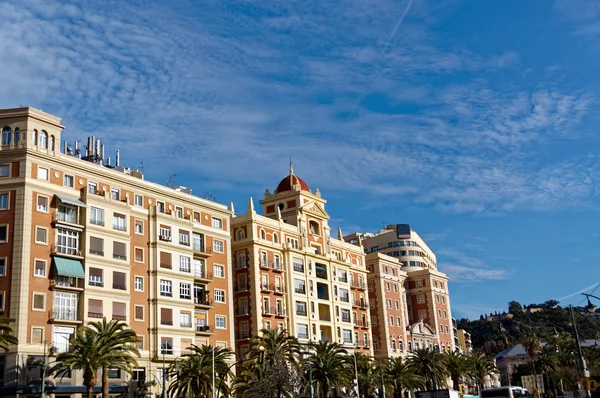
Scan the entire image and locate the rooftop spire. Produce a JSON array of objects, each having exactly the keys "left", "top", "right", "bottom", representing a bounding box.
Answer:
[{"left": 289, "top": 157, "right": 294, "bottom": 178}]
